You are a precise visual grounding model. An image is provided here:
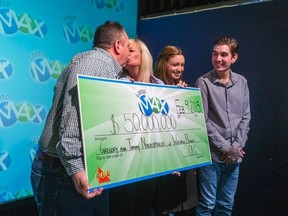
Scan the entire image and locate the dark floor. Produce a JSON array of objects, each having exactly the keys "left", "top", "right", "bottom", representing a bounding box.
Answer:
[{"left": 0, "top": 198, "right": 38, "bottom": 216}]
